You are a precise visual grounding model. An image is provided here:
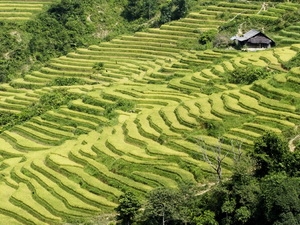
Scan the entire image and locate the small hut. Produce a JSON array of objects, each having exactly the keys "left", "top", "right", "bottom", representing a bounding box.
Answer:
[{"left": 231, "top": 29, "right": 275, "bottom": 51}]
